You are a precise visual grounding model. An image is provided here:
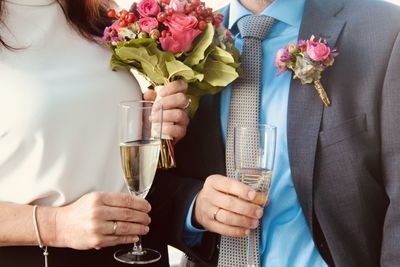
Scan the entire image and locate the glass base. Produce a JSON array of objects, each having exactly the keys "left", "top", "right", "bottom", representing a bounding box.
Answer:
[{"left": 114, "top": 248, "right": 161, "bottom": 265}]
